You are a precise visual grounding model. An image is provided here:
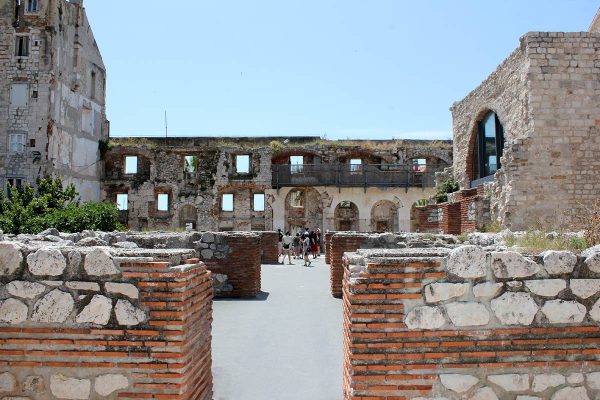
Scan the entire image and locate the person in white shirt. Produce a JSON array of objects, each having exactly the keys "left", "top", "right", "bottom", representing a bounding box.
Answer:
[{"left": 282, "top": 231, "right": 294, "bottom": 265}]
